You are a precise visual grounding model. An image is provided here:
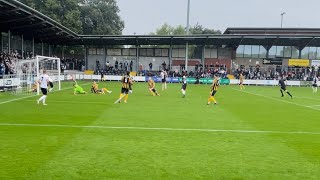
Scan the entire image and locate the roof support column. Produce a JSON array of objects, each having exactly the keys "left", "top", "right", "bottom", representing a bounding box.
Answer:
[
  {"left": 185, "top": 42, "right": 189, "bottom": 71},
  {"left": 136, "top": 45, "right": 139, "bottom": 72},
  {"left": 104, "top": 46, "right": 107, "bottom": 70},
  {"left": 48, "top": 44, "right": 51, "bottom": 57},
  {"left": 8, "top": 30, "right": 11, "bottom": 53},
  {"left": 32, "top": 38, "right": 35, "bottom": 58},
  {"left": 201, "top": 45, "right": 205, "bottom": 66},
  {"left": 169, "top": 45, "right": 172, "bottom": 71},
  {"left": 41, "top": 42, "right": 44, "bottom": 56},
  {"left": 85, "top": 46, "right": 88, "bottom": 70},
  {"left": 299, "top": 49, "right": 302, "bottom": 59},
  {"left": 21, "top": 34, "right": 24, "bottom": 59},
  {"left": 1, "top": 33, "right": 3, "bottom": 52},
  {"left": 62, "top": 45, "right": 65, "bottom": 58}
]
